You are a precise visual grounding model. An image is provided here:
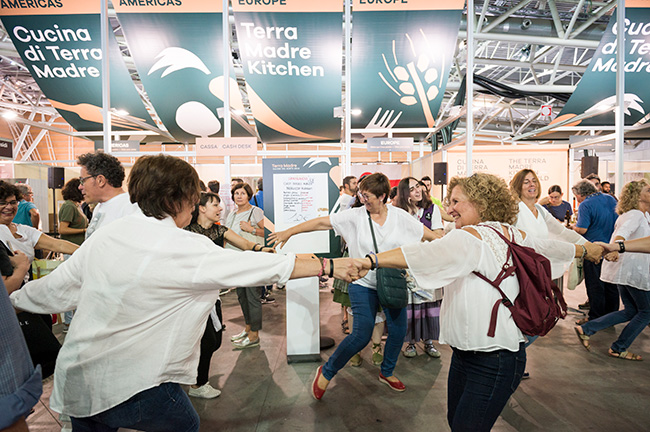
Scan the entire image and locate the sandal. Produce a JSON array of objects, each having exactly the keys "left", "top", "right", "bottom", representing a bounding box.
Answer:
[
  {"left": 341, "top": 319, "right": 350, "bottom": 334},
  {"left": 574, "top": 326, "right": 590, "bottom": 351},
  {"left": 609, "top": 349, "right": 643, "bottom": 361},
  {"left": 575, "top": 317, "right": 589, "bottom": 325},
  {"left": 372, "top": 343, "right": 383, "bottom": 366}
]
